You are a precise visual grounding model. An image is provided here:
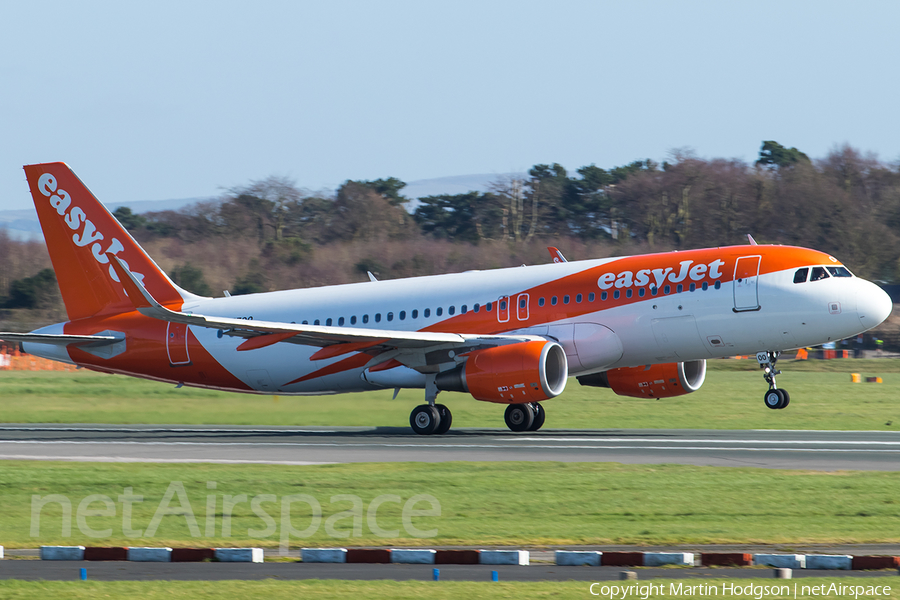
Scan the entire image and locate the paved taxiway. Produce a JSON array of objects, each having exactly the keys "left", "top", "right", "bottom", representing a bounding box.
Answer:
[{"left": 0, "top": 425, "right": 898, "bottom": 470}]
